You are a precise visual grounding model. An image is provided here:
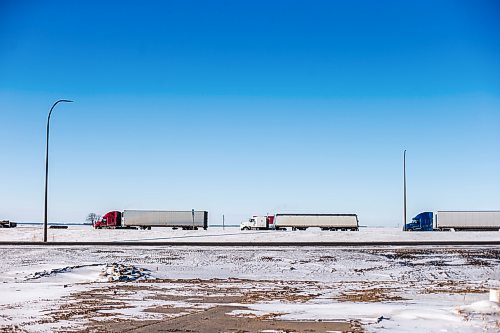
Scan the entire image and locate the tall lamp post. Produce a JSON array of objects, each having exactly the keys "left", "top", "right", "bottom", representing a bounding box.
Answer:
[
  {"left": 191, "top": 209, "right": 195, "bottom": 230},
  {"left": 44, "top": 99, "right": 73, "bottom": 242},
  {"left": 403, "top": 150, "right": 407, "bottom": 231}
]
